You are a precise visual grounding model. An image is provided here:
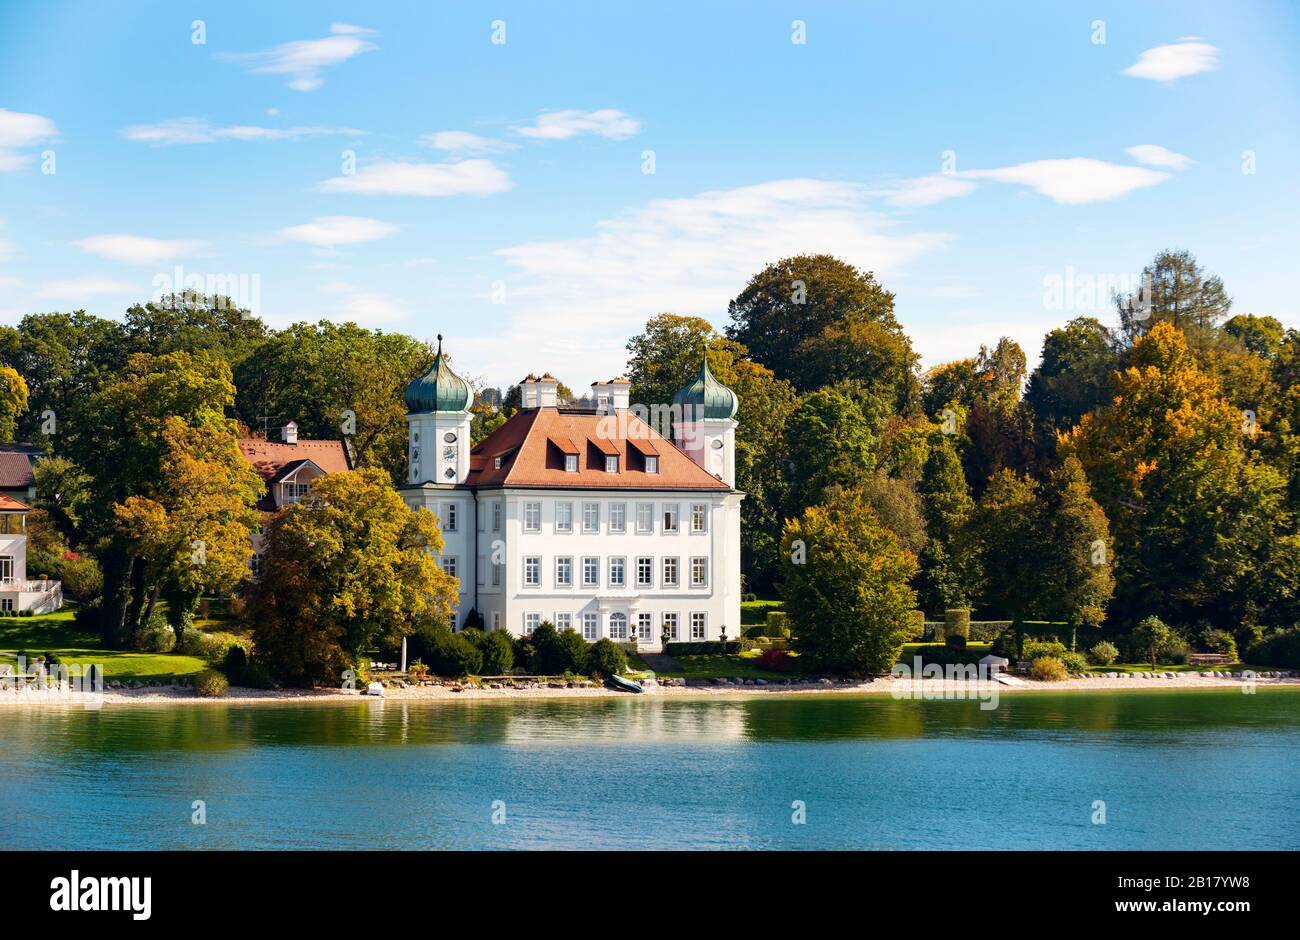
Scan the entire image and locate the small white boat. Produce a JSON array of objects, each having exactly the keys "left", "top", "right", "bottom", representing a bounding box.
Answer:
[{"left": 365, "top": 681, "right": 385, "bottom": 696}]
